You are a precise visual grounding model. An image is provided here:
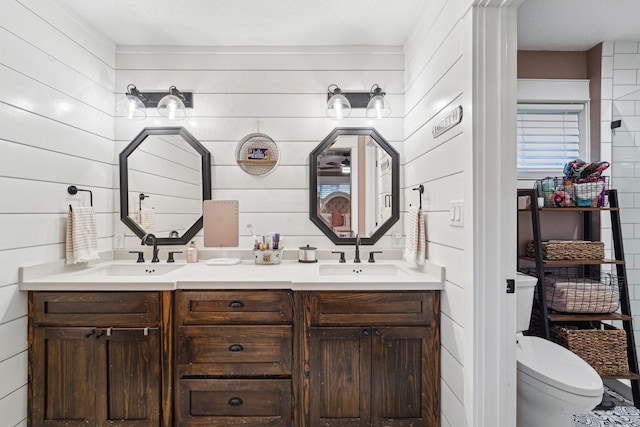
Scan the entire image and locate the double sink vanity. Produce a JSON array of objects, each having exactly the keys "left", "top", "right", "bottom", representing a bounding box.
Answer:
[
  {"left": 21, "top": 125, "right": 443, "bottom": 427},
  {"left": 21, "top": 254, "right": 444, "bottom": 427}
]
